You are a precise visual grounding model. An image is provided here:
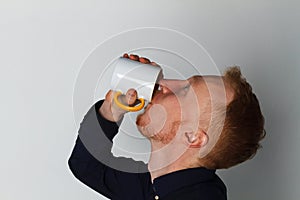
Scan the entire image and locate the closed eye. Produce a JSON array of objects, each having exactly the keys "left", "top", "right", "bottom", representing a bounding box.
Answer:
[
  {"left": 183, "top": 84, "right": 190, "bottom": 91},
  {"left": 177, "top": 84, "right": 190, "bottom": 96}
]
